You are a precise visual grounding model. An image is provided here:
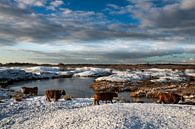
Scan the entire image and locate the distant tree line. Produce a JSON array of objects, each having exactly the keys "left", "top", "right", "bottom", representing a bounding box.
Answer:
[{"left": 0, "top": 62, "right": 194, "bottom": 70}]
